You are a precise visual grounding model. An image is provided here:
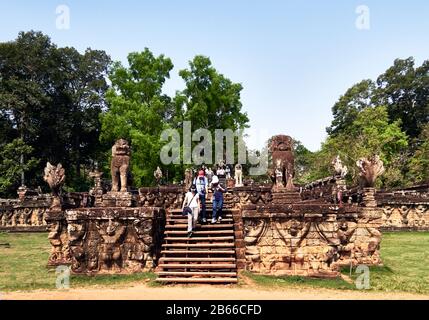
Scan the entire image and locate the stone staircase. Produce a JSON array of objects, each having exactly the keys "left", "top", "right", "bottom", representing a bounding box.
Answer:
[{"left": 155, "top": 203, "right": 238, "bottom": 284}]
